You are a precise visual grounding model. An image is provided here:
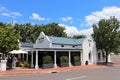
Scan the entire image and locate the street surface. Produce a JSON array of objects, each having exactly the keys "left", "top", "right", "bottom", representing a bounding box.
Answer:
[{"left": 0, "top": 66, "right": 120, "bottom": 80}]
